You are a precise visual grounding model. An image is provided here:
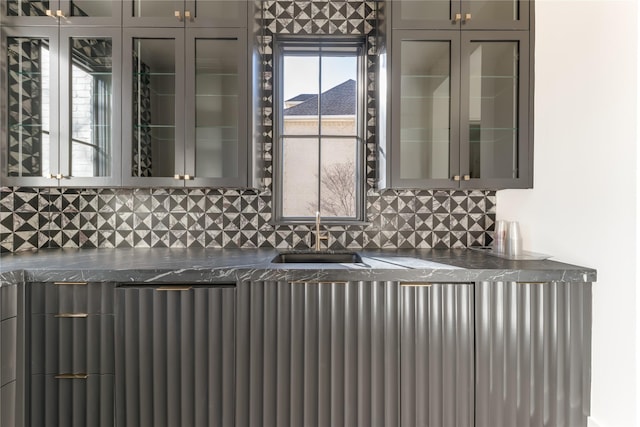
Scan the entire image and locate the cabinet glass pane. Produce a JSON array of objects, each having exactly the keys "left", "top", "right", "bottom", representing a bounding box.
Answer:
[
  {"left": 71, "top": 1, "right": 113, "bottom": 17},
  {"left": 469, "top": 1, "right": 520, "bottom": 23},
  {"left": 468, "top": 41, "right": 518, "bottom": 179},
  {"left": 397, "top": 0, "right": 452, "bottom": 22},
  {"left": 131, "top": 38, "right": 176, "bottom": 178},
  {"left": 6, "top": 37, "right": 51, "bottom": 178},
  {"left": 195, "top": 38, "right": 239, "bottom": 178},
  {"left": 131, "top": 0, "right": 176, "bottom": 18},
  {"left": 195, "top": 0, "right": 244, "bottom": 22},
  {"left": 7, "top": 0, "right": 50, "bottom": 16},
  {"left": 399, "top": 41, "right": 451, "bottom": 180},
  {"left": 70, "top": 38, "right": 113, "bottom": 178}
]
